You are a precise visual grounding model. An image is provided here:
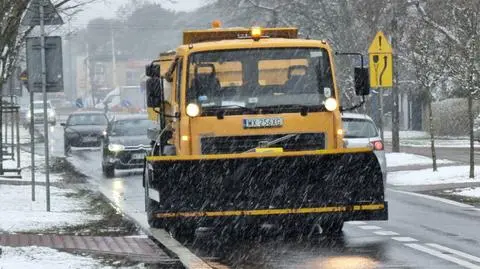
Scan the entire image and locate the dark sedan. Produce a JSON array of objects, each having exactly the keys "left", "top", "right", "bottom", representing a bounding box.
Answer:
[
  {"left": 101, "top": 114, "right": 156, "bottom": 177},
  {"left": 61, "top": 111, "right": 109, "bottom": 155}
]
